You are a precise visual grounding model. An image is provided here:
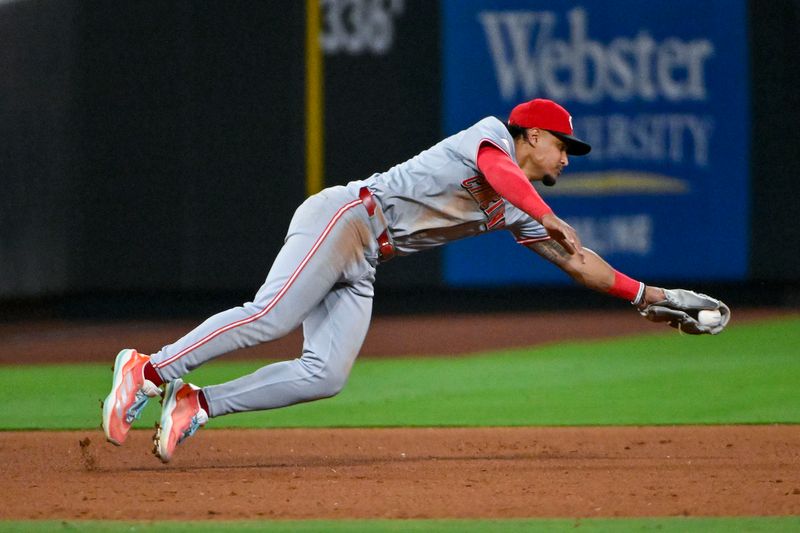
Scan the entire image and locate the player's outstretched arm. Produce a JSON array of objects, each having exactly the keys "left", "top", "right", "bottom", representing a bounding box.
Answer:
[
  {"left": 528, "top": 238, "right": 730, "bottom": 334},
  {"left": 528, "top": 238, "right": 651, "bottom": 300}
]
